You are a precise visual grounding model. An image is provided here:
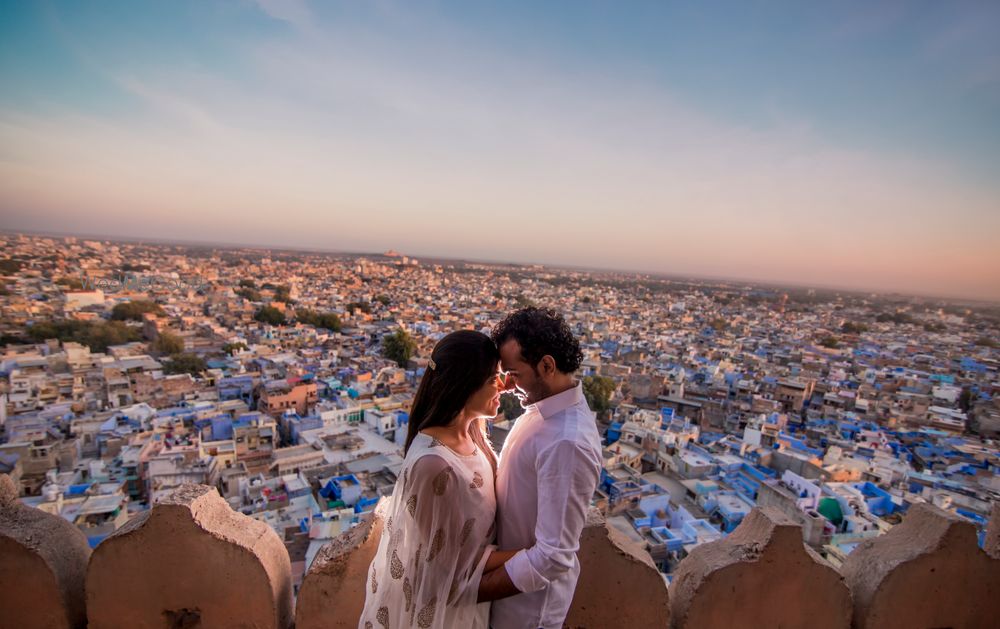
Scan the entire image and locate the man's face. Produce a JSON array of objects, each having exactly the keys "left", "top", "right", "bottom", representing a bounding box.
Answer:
[{"left": 498, "top": 339, "right": 547, "bottom": 407}]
